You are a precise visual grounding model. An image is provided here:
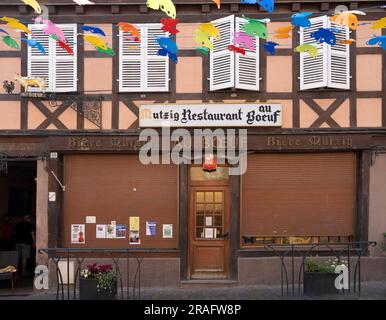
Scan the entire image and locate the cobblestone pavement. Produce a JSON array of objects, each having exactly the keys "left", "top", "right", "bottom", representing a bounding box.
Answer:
[{"left": 0, "top": 281, "right": 385, "bottom": 300}]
